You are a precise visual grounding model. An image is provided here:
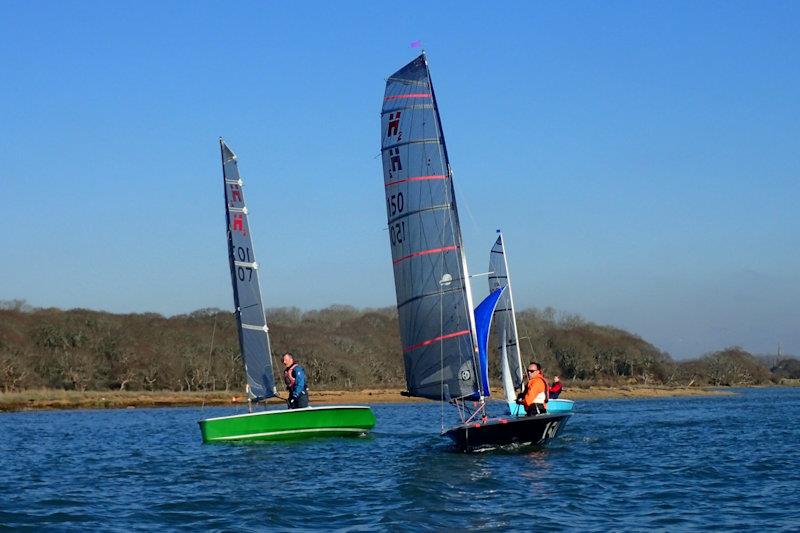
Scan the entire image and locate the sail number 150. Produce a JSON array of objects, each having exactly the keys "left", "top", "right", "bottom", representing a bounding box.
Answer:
[
  {"left": 387, "top": 193, "right": 405, "bottom": 246},
  {"left": 386, "top": 192, "right": 404, "bottom": 216}
]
